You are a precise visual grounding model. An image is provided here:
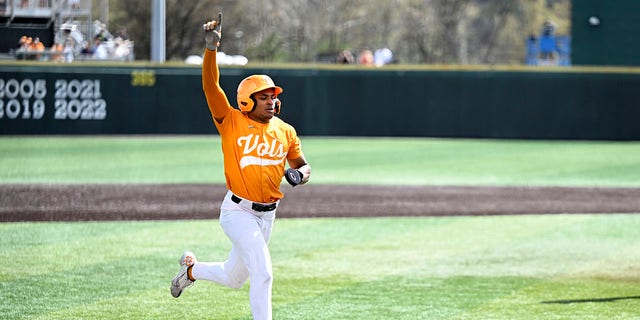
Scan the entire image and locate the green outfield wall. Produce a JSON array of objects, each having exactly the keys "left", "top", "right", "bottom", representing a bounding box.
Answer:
[
  {"left": 572, "top": 0, "right": 640, "bottom": 66},
  {"left": 1, "top": 63, "right": 639, "bottom": 140}
]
